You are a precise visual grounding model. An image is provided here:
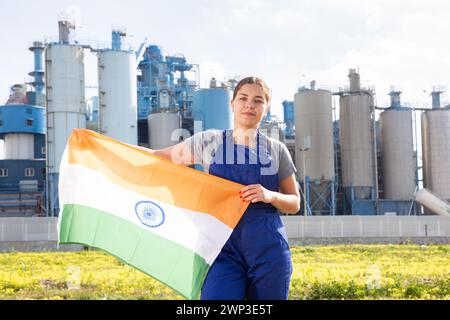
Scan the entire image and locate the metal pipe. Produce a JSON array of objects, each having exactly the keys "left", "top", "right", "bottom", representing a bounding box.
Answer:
[
  {"left": 45, "top": 111, "right": 50, "bottom": 216},
  {"left": 412, "top": 107, "right": 420, "bottom": 215},
  {"left": 305, "top": 176, "right": 311, "bottom": 215},
  {"left": 302, "top": 150, "right": 307, "bottom": 216},
  {"left": 408, "top": 186, "right": 419, "bottom": 216},
  {"left": 375, "top": 107, "right": 430, "bottom": 111},
  {"left": 332, "top": 95, "right": 339, "bottom": 215},
  {"left": 371, "top": 96, "right": 379, "bottom": 214},
  {"left": 331, "top": 176, "right": 336, "bottom": 216},
  {"left": 415, "top": 188, "right": 450, "bottom": 216}
]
